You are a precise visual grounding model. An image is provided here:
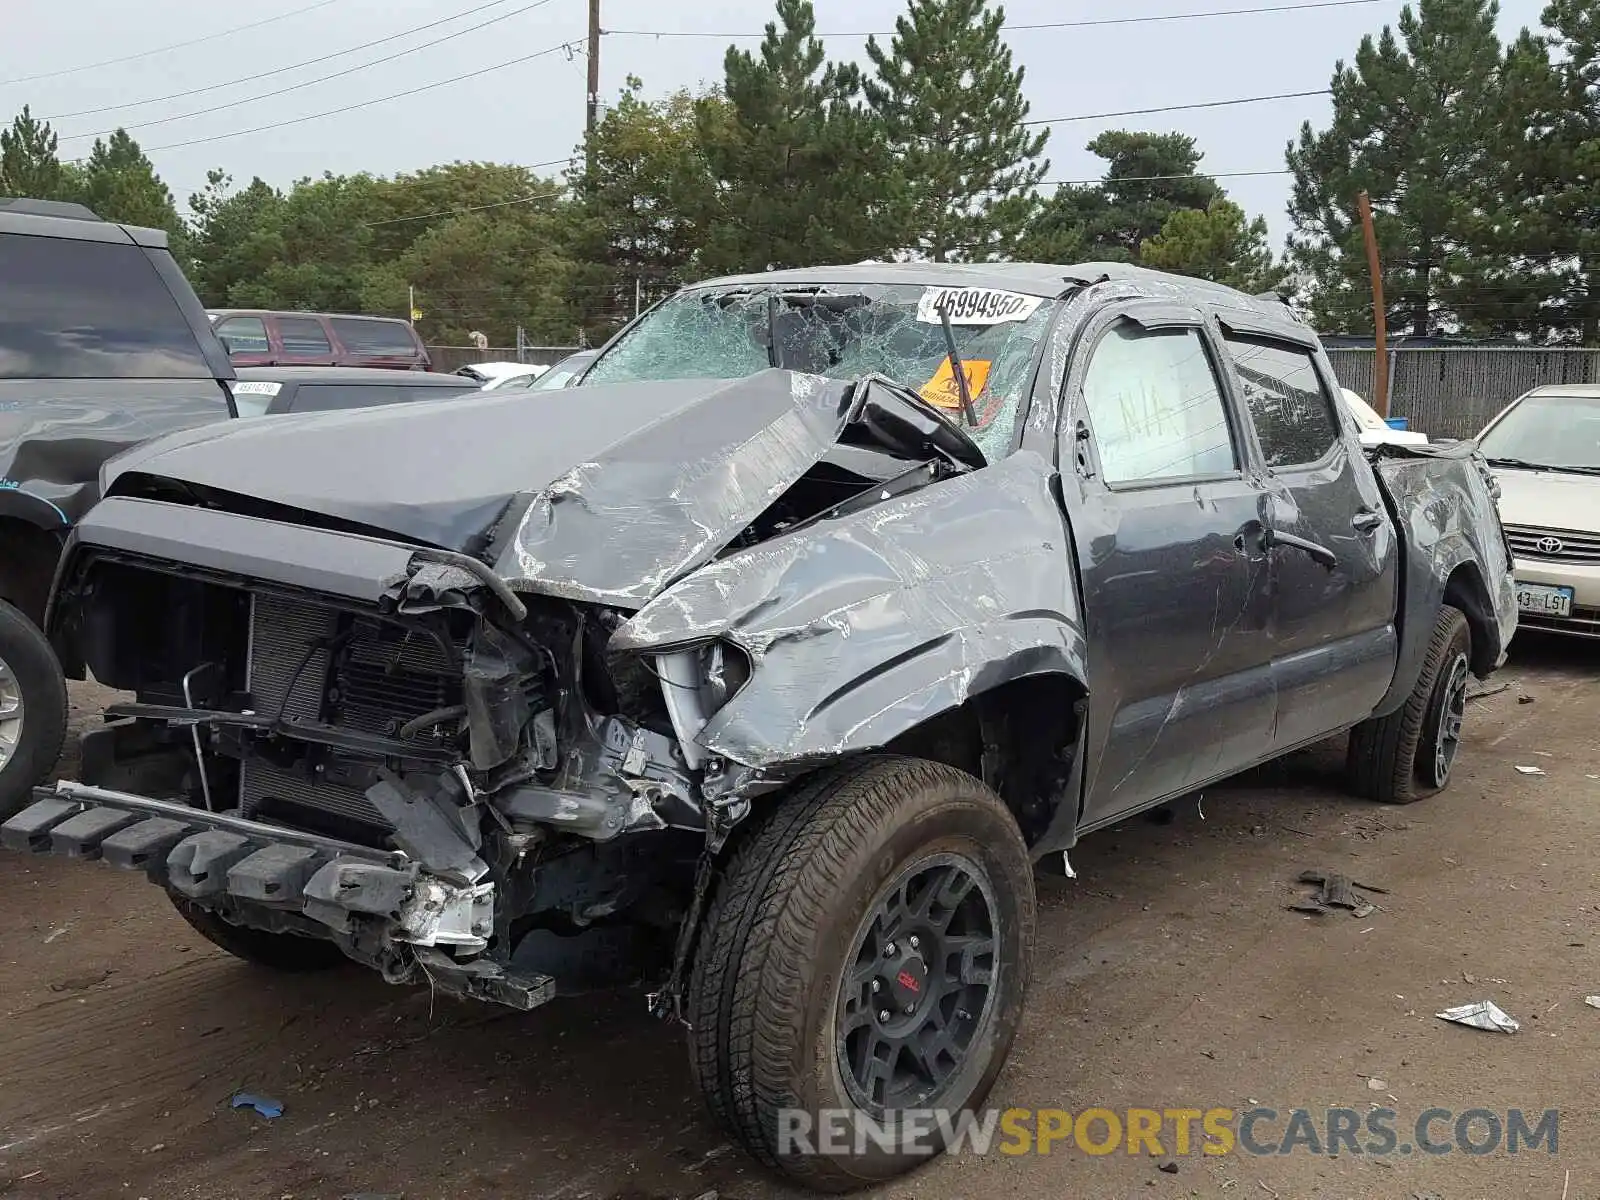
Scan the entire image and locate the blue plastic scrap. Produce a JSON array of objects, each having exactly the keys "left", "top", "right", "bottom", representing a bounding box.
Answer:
[{"left": 230, "top": 1092, "right": 284, "bottom": 1119}]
